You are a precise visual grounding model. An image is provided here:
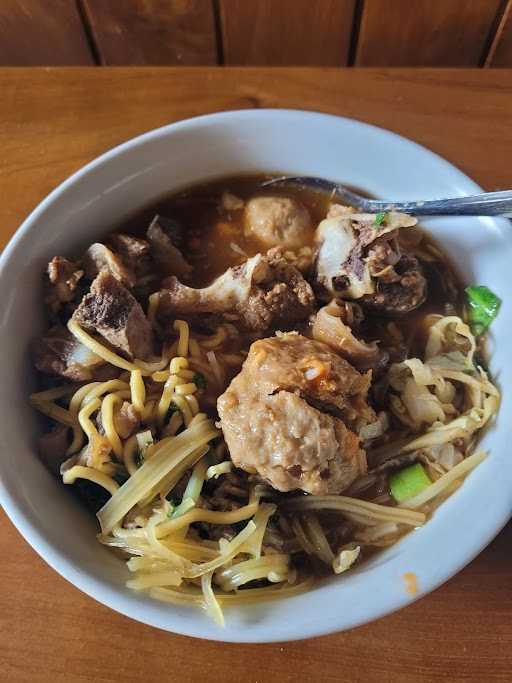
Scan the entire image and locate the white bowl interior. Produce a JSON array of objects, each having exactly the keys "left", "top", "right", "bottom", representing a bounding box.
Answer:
[{"left": 0, "top": 110, "right": 511, "bottom": 642}]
